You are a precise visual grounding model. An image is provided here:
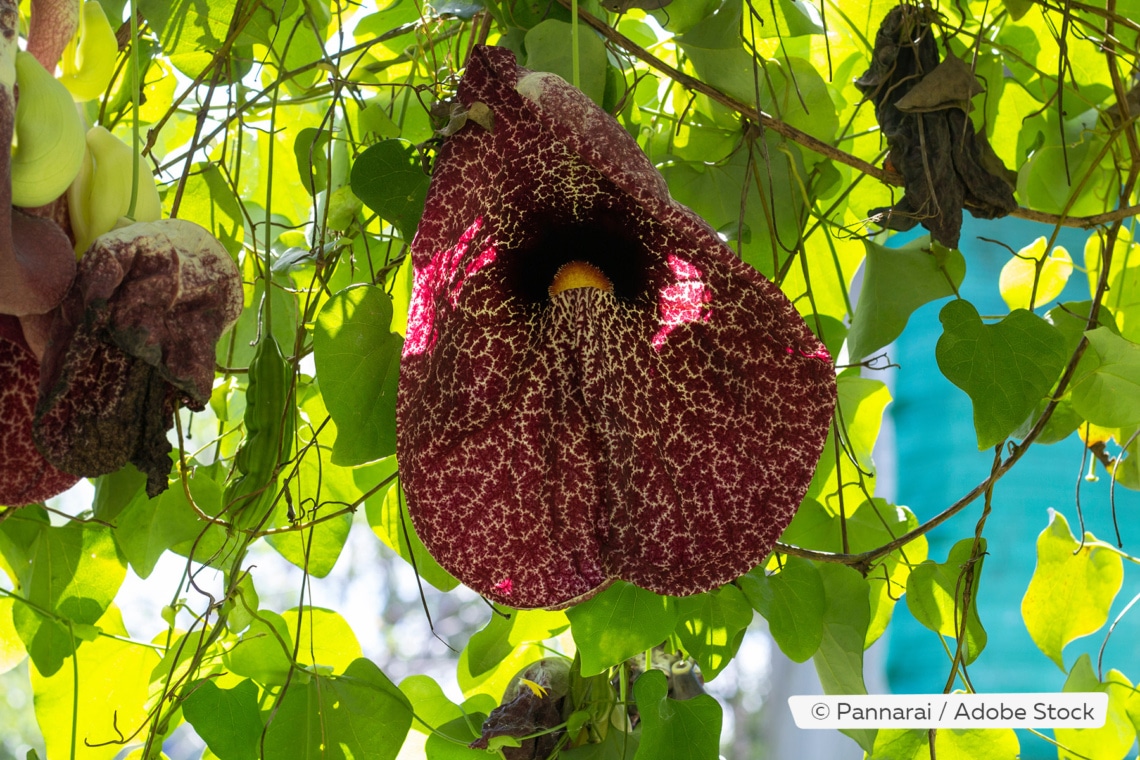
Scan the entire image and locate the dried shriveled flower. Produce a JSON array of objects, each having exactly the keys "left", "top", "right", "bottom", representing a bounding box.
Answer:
[
  {"left": 397, "top": 46, "right": 836, "bottom": 610},
  {"left": 855, "top": 5, "right": 1016, "bottom": 248},
  {"left": 34, "top": 220, "right": 244, "bottom": 497}
]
